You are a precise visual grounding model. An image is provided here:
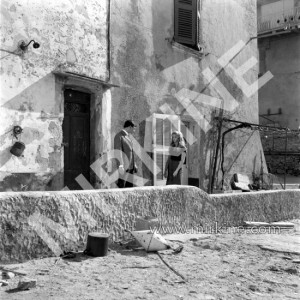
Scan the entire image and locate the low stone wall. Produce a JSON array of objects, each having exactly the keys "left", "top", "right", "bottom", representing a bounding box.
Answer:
[{"left": 0, "top": 186, "right": 299, "bottom": 263}]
